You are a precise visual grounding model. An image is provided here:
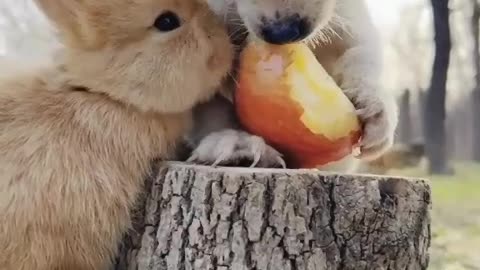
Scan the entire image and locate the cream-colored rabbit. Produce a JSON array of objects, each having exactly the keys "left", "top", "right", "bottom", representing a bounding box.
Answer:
[{"left": 0, "top": 0, "right": 232, "bottom": 269}]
